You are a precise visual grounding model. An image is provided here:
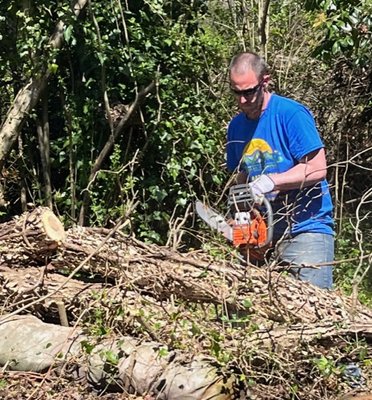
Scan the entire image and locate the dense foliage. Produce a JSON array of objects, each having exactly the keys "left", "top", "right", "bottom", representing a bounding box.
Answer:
[
  {"left": 0, "top": 0, "right": 370, "bottom": 296},
  {"left": 0, "top": 1, "right": 232, "bottom": 236}
]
